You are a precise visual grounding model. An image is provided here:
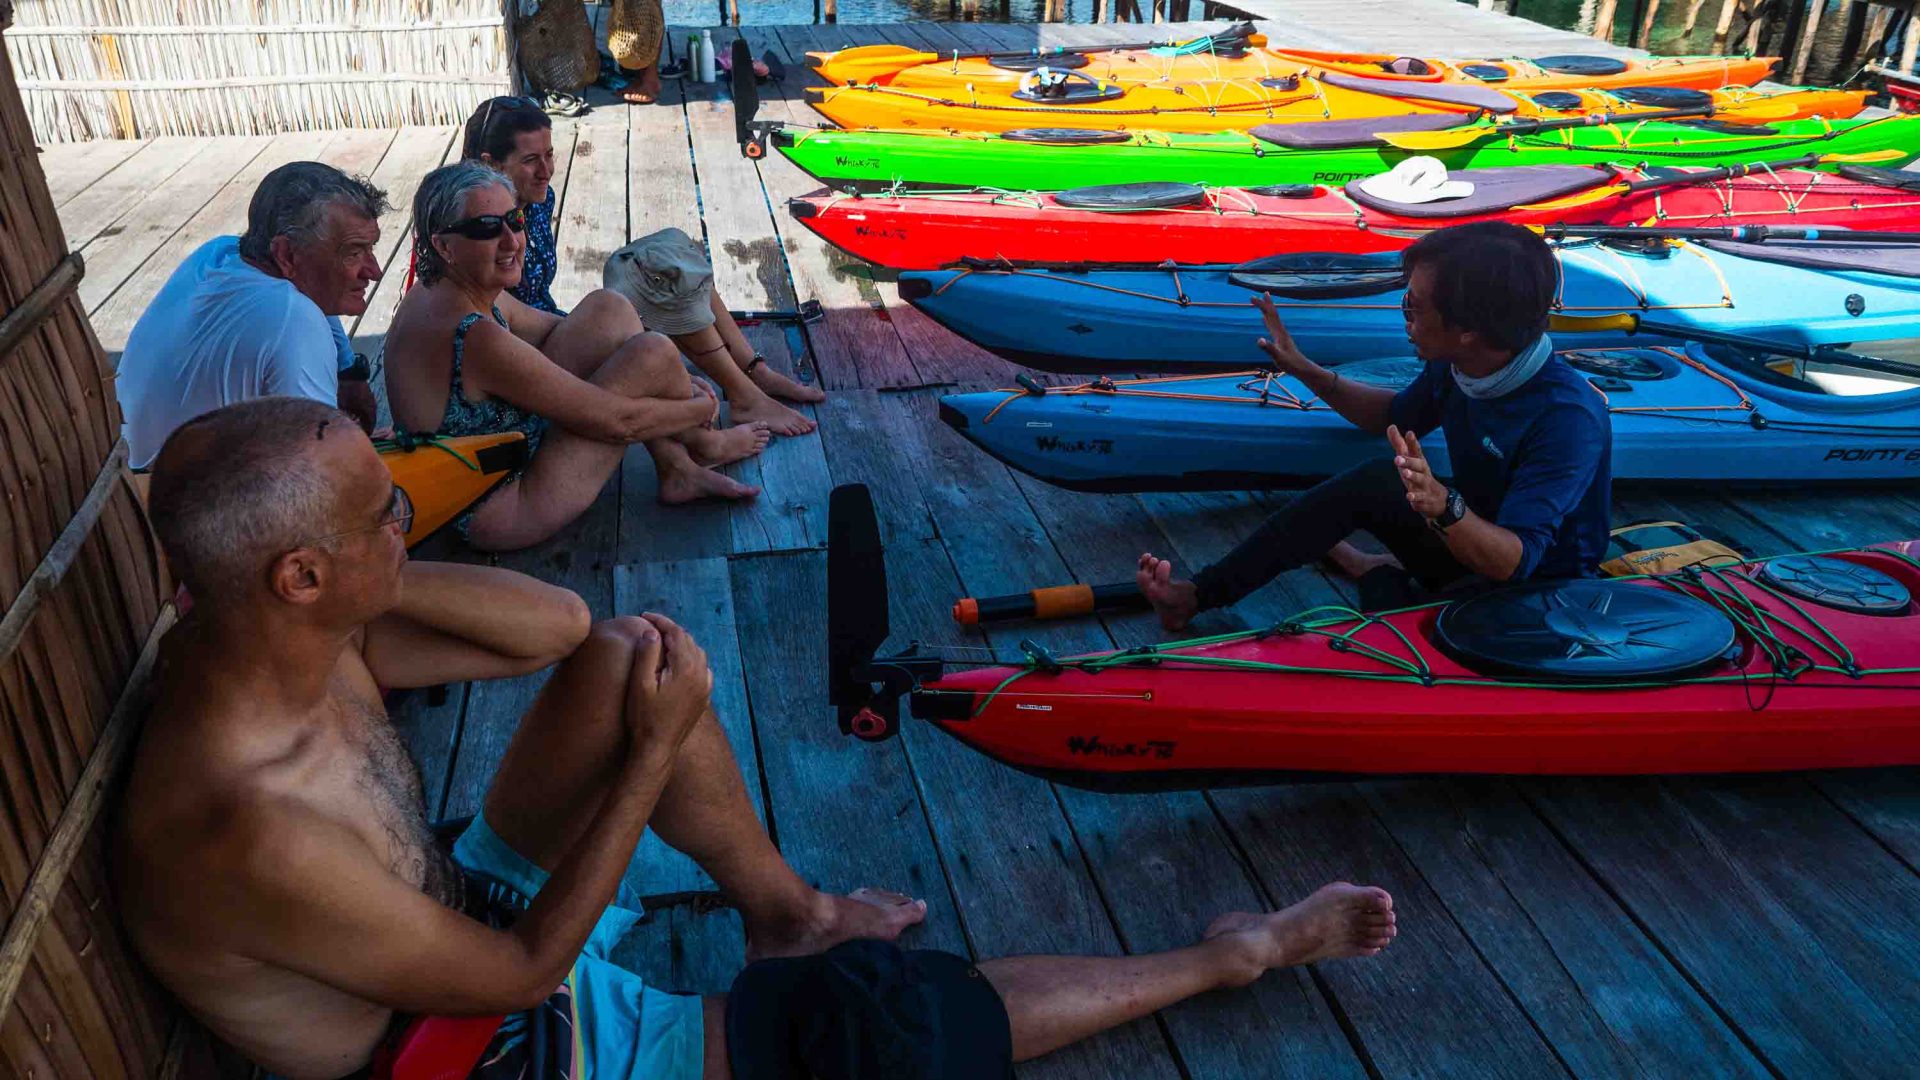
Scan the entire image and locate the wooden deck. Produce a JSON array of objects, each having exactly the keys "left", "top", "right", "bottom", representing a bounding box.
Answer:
[{"left": 44, "top": 7, "right": 1920, "bottom": 1077}]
